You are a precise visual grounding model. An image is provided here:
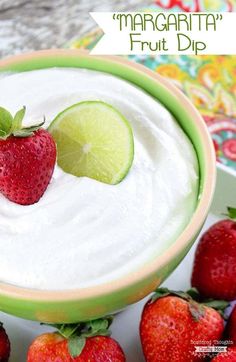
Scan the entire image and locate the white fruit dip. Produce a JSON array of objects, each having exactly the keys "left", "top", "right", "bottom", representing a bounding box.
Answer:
[{"left": 0, "top": 68, "right": 198, "bottom": 290}]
